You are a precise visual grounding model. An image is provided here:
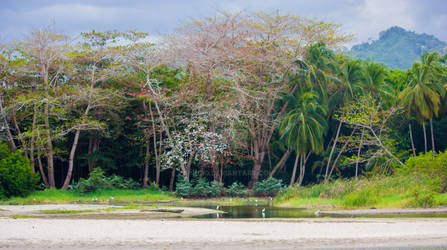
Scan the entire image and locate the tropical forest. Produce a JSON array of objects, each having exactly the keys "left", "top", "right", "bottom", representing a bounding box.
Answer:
[{"left": 1, "top": 11, "right": 447, "bottom": 211}]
